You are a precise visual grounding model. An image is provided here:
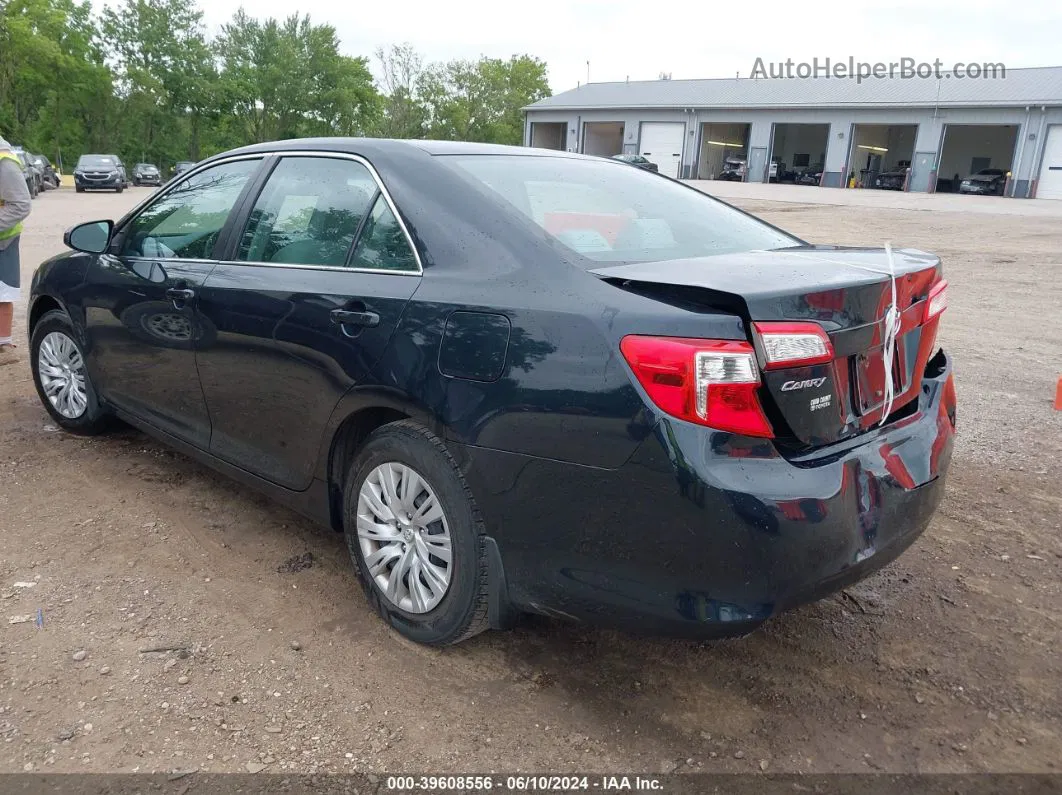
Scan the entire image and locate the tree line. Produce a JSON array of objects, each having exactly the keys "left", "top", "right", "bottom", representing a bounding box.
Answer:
[{"left": 0, "top": 0, "right": 551, "bottom": 171}]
